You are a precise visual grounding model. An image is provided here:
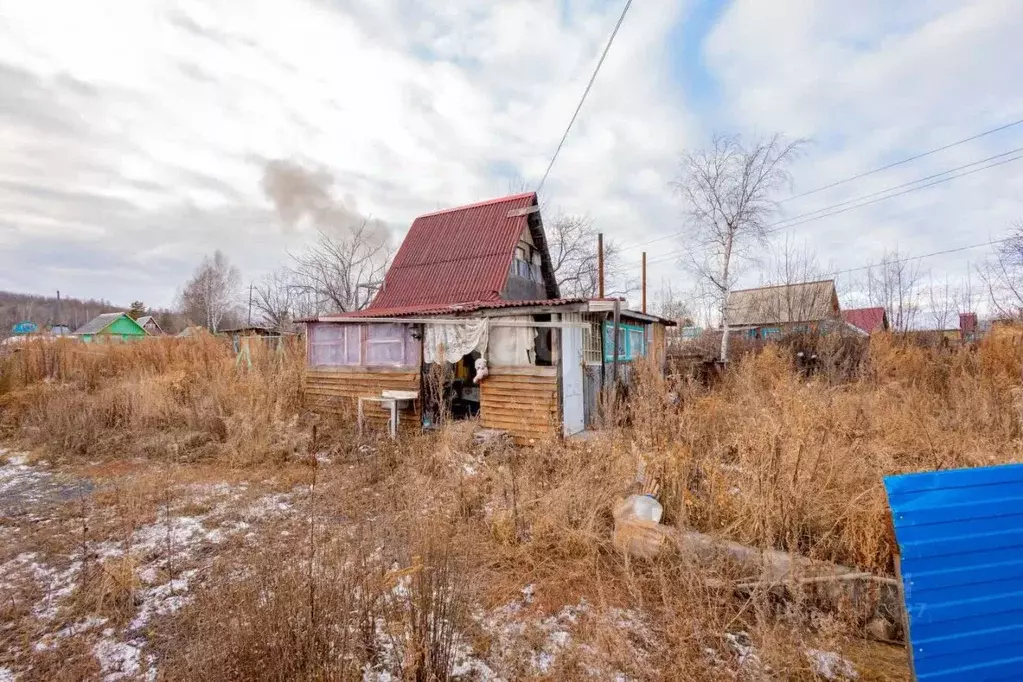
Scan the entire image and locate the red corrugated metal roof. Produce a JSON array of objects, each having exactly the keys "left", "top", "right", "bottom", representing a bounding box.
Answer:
[
  {"left": 319, "top": 297, "right": 588, "bottom": 321},
  {"left": 842, "top": 307, "right": 888, "bottom": 334},
  {"left": 367, "top": 192, "right": 538, "bottom": 310}
]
